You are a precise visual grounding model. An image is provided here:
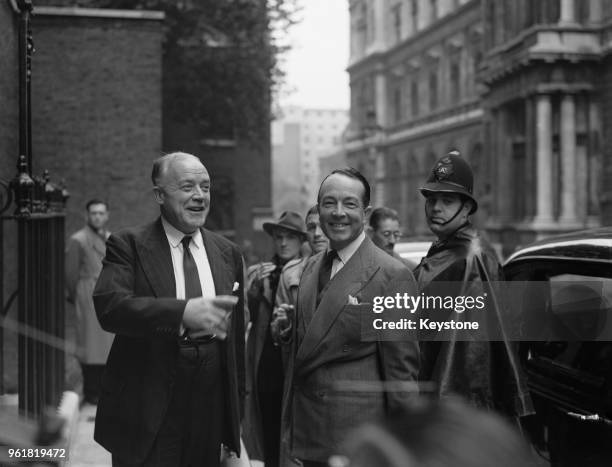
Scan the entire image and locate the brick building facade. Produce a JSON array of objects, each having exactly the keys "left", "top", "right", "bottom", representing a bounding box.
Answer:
[
  {"left": 0, "top": 4, "right": 164, "bottom": 392},
  {"left": 0, "top": 0, "right": 21, "bottom": 392},
  {"left": 32, "top": 7, "right": 164, "bottom": 236}
]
